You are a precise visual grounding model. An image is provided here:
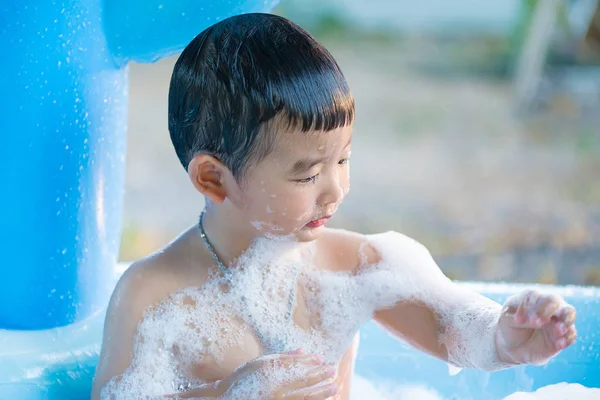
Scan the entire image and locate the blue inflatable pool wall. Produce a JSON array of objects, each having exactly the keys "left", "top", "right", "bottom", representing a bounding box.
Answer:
[
  {"left": 1, "top": 1, "right": 599, "bottom": 399},
  {"left": 0, "top": 0, "right": 279, "bottom": 331}
]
